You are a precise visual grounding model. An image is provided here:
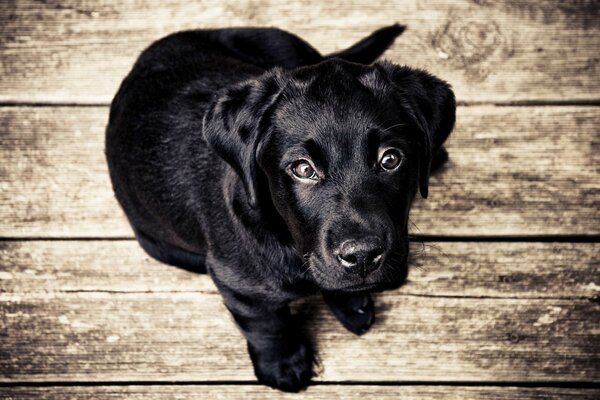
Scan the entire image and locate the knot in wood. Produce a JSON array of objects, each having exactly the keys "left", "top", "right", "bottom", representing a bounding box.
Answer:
[
  {"left": 507, "top": 332, "right": 521, "bottom": 343},
  {"left": 432, "top": 19, "right": 513, "bottom": 82}
]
